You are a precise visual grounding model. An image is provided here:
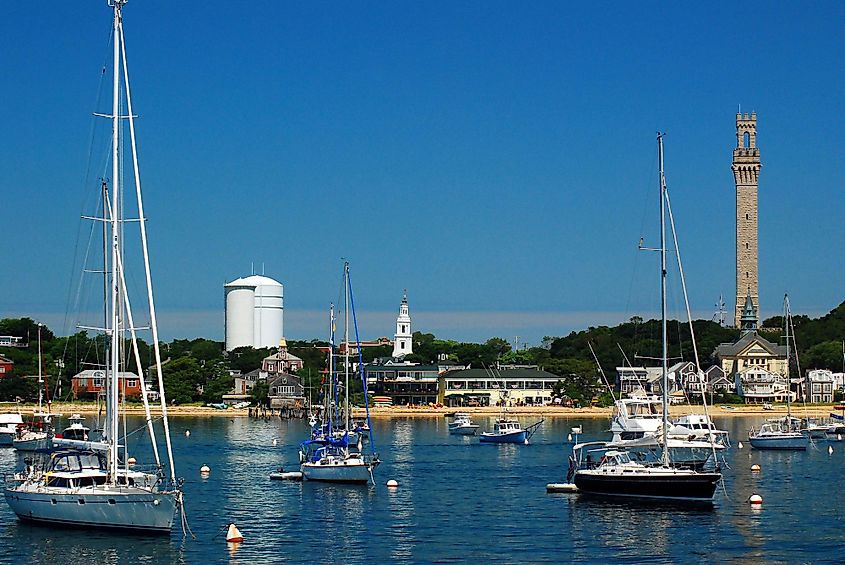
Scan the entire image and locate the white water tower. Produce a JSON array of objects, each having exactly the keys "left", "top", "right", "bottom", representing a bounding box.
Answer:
[{"left": 224, "top": 275, "right": 284, "bottom": 350}]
